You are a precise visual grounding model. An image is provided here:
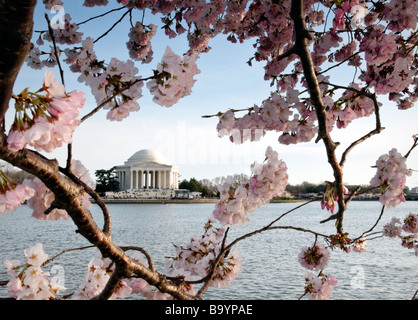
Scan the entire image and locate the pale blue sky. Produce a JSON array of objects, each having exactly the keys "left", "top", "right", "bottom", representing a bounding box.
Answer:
[{"left": 10, "top": 1, "right": 418, "bottom": 188}]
